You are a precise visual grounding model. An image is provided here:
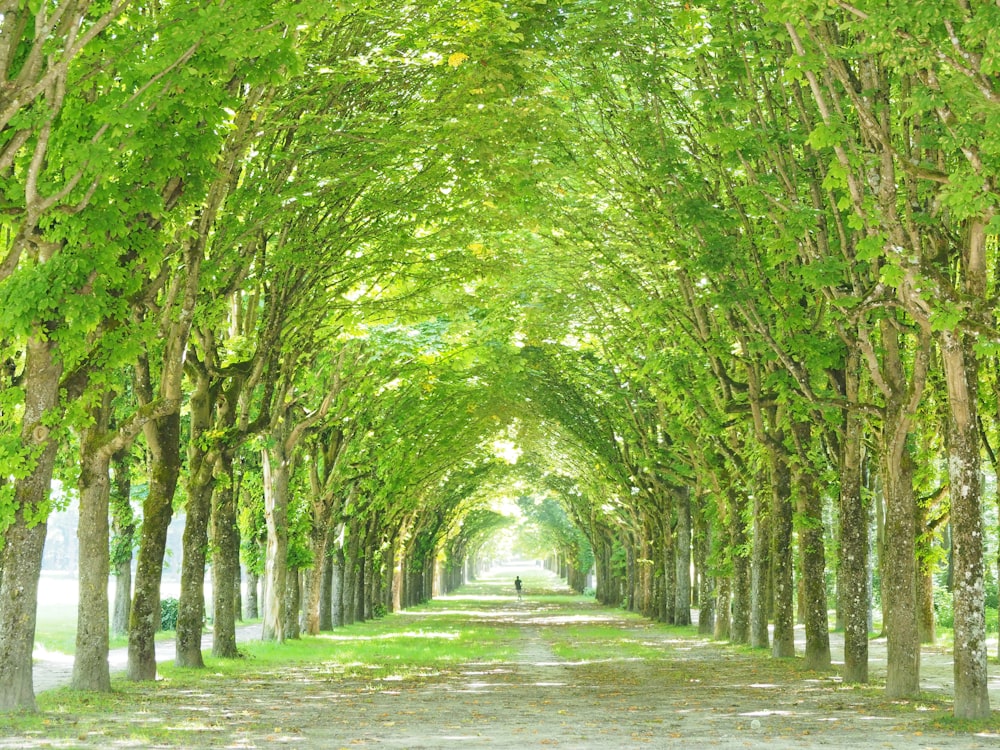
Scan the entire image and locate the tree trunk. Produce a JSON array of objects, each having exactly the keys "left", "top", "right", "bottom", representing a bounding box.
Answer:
[
  {"left": 714, "top": 490, "right": 733, "bottom": 641},
  {"left": 331, "top": 547, "right": 345, "bottom": 627},
  {"left": 625, "top": 545, "right": 636, "bottom": 612},
  {"left": 110, "top": 449, "right": 135, "bottom": 639},
  {"left": 342, "top": 518, "right": 361, "bottom": 624},
  {"left": 72, "top": 403, "right": 114, "bottom": 692},
  {"left": 659, "top": 522, "right": 669, "bottom": 623},
  {"left": 940, "top": 330, "right": 990, "bottom": 716},
  {"left": 874, "top": 474, "right": 886, "bottom": 632},
  {"left": 935, "top": 218, "right": 991, "bottom": 719},
  {"left": 662, "top": 516, "right": 676, "bottom": 623},
  {"left": 355, "top": 540, "right": 367, "bottom": 622},
  {"left": 880, "top": 401, "right": 920, "bottom": 699},
  {"left": 245, "top": 571, "right": 260, "bottom": 620},
  {"left": 304, "top": 517, "right": 333, "bottom": 635},
  {"left": 750, "top": 479, "right": 771, "bottom": 649},
  {"left": 176, "top": 369, "right": 216, "bottom": 668},
  {"left": 284, "top": 569, "right": 301, "bottom": 640},
  {"left": 262, "top": 436, "right": 291, "bottom": 642},
  {"left": 674, "top": 486, "right": 692, "bottom": 626},
  {"left": 729, "top": 488, "right": 751, "bottom": 644},
  {"left": 234, "top": 565, "right": 243, "bottom": 623},
  {"left": 128, "top": 411, "right": 182, "bottom": 681},
  {"left": 594, "top": 540, "right": 609, "bottom": 605},
  {"left": 363, "top": 523, "right": 377, "bottom": 620},
  {"left": 838, "top": 349, "right": 869, "bottom": 683},
  {"left": 637, "top": 535, "right": 649, "bottom": 617},
  {"left": 792, "top": 421, "right": 831, "bottom": 671},
  {"left": 0, "top": 336, "right": 61, "bottom": 711},
  {"left": 212, "top": 451, "right": 240, "bottom": 658},
  {"left": 770, "top": 441, "right": 795, "bottom": 659},
  {"left": 596, "top": 533, "right": 621, "bottom": 607},
  {"left": 916, "top": 510, "right": 936, "bottom": 646},
  {"left": 714, "top": 575, "right": 731, "bottom": 641},
  {"left": 112, "top": 558, "right": 133, "bottom": 638},
  {"left": 694, "top": 497, "right": 714, "bottom": 635},
  {"left": 174, "top": 502, "right": 210, "bottom": 663},
  {"left": 383, "top": 538, "right": 397, "bottom": 613}
]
